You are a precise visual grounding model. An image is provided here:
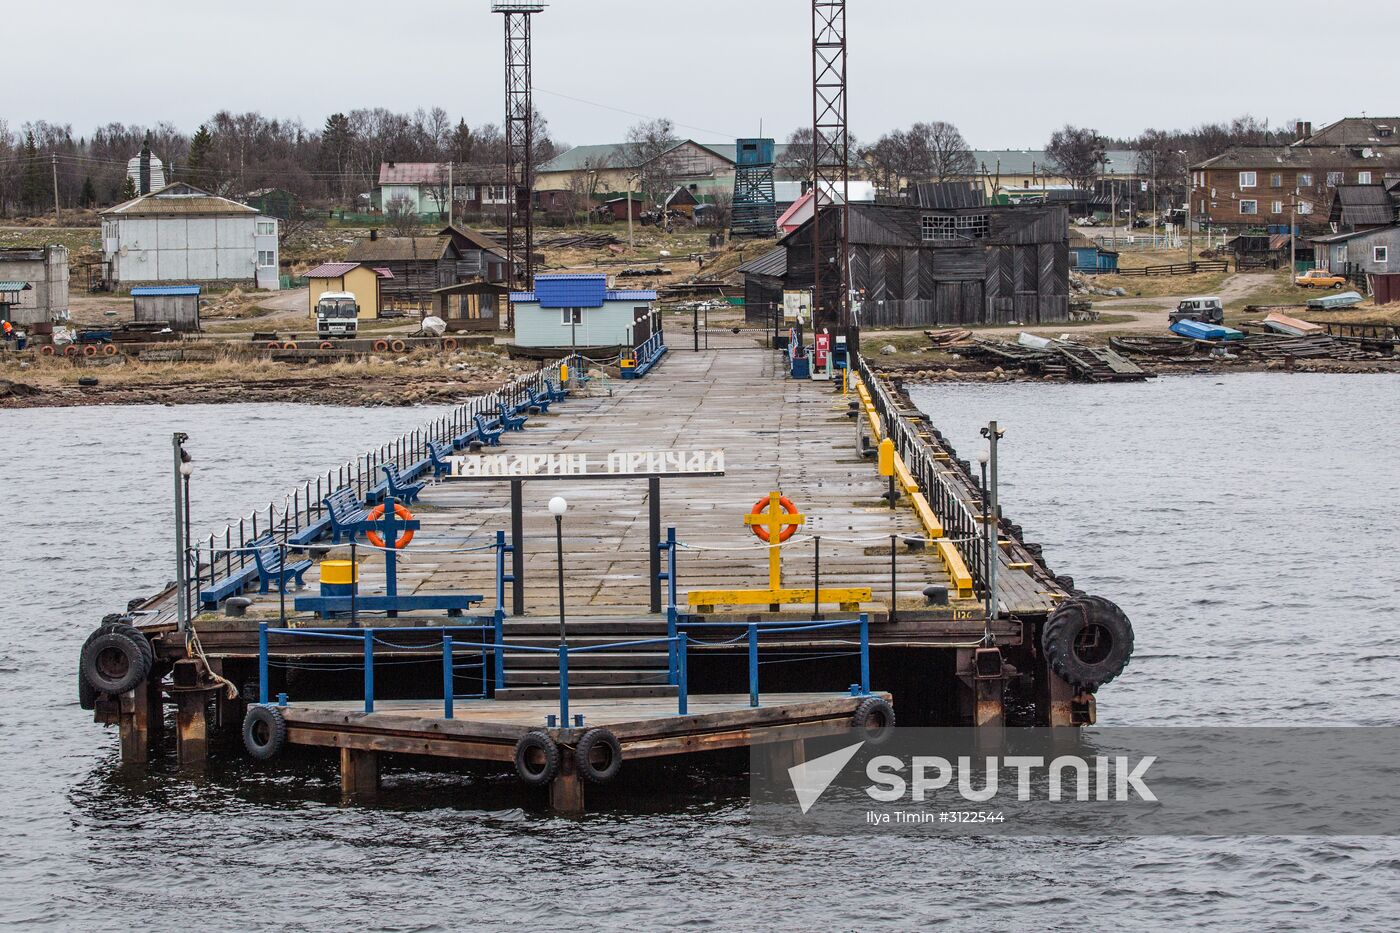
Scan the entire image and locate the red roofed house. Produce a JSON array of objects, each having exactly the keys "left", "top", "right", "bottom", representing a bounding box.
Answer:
[{"left": 374, "top": 162, "right": 510, "bottom": 218}]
